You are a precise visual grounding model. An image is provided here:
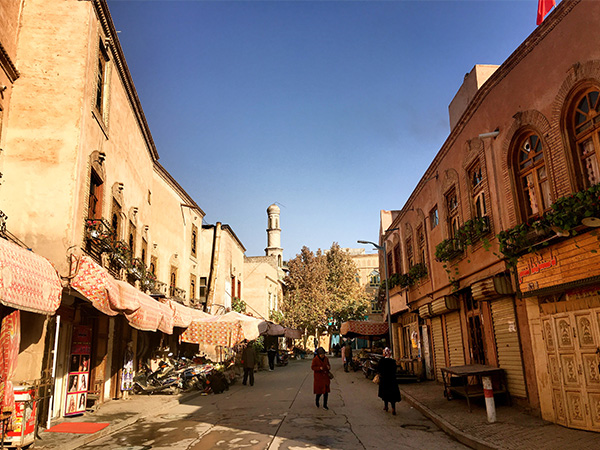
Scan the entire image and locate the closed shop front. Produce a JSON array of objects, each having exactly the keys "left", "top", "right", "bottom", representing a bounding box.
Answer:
[
  {"left": 445, "top": 311, "right": 465, "bottom": 367},
  {"left": 491, "top": 297, "right": 526, "bottom": 398},
  {"left": 431, "top": 316, "right": 445, "bottom": 382}
]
